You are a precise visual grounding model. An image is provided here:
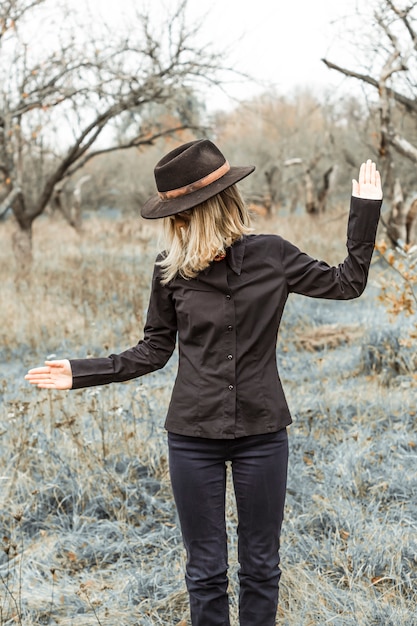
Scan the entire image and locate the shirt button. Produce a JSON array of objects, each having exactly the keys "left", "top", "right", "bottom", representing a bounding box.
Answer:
[
  {"left": 226, "top": 294, "right": 231, "bottom": 300},
  {"left": 227, "top": 354, "right": 233, "bottom": 360},
  {"left": 227, "top": 325, "right": 233, "bottom": 331},
  {"left": 228, "top": 384, "right": 234, "bottom": 391}
]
